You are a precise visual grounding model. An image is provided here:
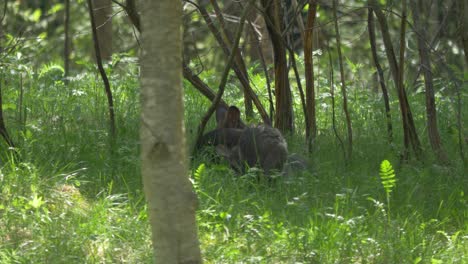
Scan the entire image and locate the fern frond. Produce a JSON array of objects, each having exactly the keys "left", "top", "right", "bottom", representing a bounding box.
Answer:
[
  {"left": 193, "top": 163, "right": 205, "bottom": 183},
  {"left": 379, "top": 160, "right": 396, "bottom": 195}
]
